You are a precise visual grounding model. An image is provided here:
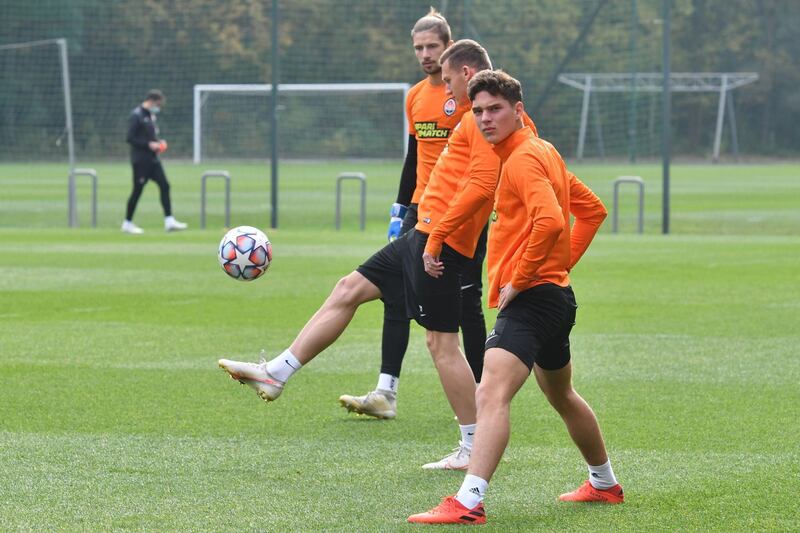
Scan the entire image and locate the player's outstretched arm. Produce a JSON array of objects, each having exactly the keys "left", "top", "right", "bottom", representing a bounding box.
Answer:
[{"left": 424, "top": 141, "right": 498, "bottom": 258}]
